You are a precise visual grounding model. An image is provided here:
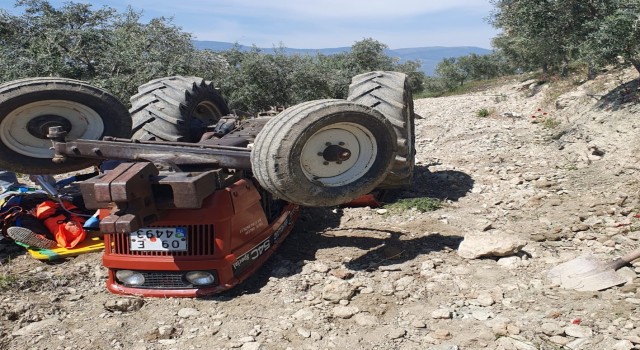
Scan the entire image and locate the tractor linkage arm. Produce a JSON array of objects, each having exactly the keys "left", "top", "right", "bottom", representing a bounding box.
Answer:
[
  {"left": 48, "top": 126, "right": 252, "bottom": 170},
  {"left": 47, "top": 126, "right": 253, "bottom": 234}
]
